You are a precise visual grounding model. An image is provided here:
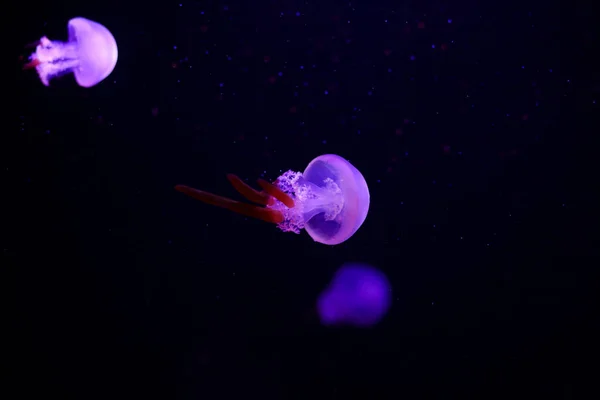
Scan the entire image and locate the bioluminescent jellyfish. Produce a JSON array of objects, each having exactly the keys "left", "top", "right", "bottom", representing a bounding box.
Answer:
[
  {"left": 317, "top": 263, "right": 391, "bottom": 327},
  {"left": 175, "top": 154, "right": 370, "bottom": 245},
  {"left": 23, "top": 17, "right": 118, "bottom": 87}
]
